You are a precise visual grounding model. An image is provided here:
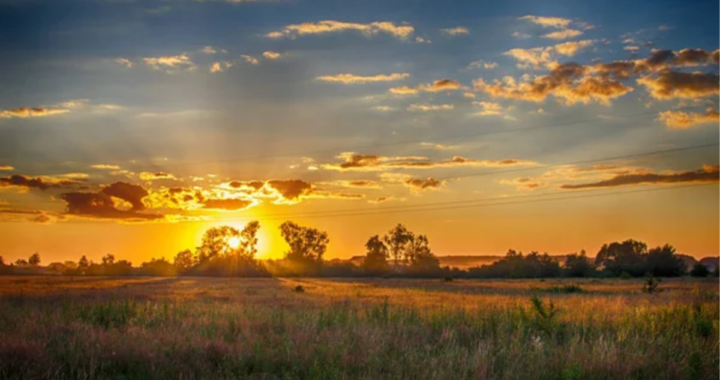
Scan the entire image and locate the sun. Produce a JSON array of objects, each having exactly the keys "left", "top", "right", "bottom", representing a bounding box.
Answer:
[{"left": 227, "top": 237, "right": 241, "bottom": 249}]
